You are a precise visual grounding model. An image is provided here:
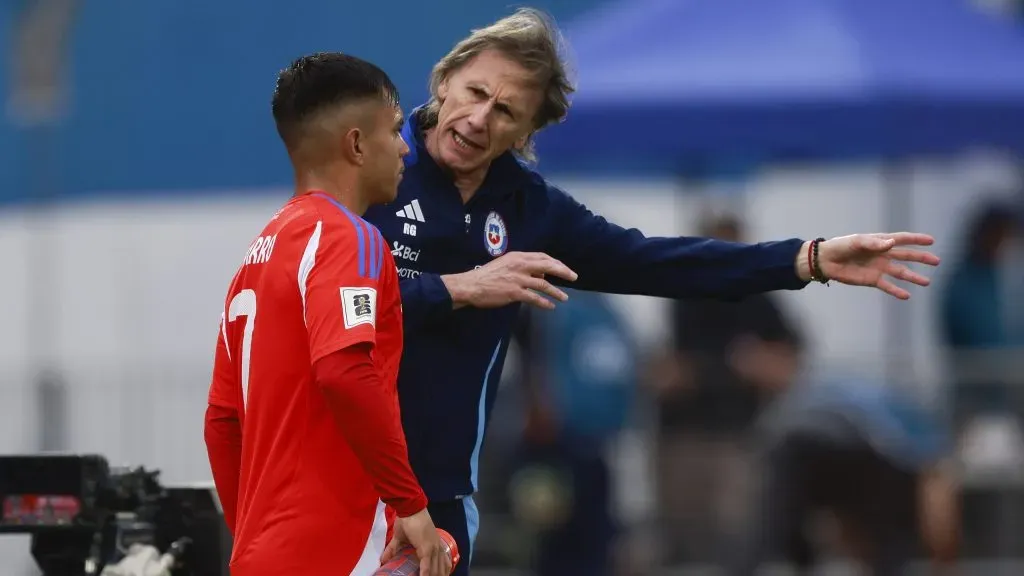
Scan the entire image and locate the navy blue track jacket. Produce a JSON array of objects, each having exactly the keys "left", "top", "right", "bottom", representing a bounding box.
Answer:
[{"left": 364, "top": 107, "right": 809, "bottom": 501}]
